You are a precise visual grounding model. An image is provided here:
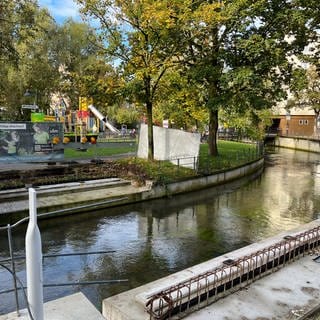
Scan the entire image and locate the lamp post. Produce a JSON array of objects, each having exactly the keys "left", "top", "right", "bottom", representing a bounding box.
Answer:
[
  {"left": 22, "top": 89, "right": 39, "bottom": 111},
  {"left": 285, "top": 110, "right": 291, "bottom": 136}
]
